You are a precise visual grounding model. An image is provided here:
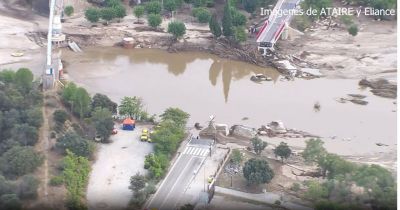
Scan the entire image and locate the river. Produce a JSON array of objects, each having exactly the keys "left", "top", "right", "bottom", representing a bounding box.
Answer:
[{"left": 63, "top": 47, "right": 396, "bottom": 156}]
